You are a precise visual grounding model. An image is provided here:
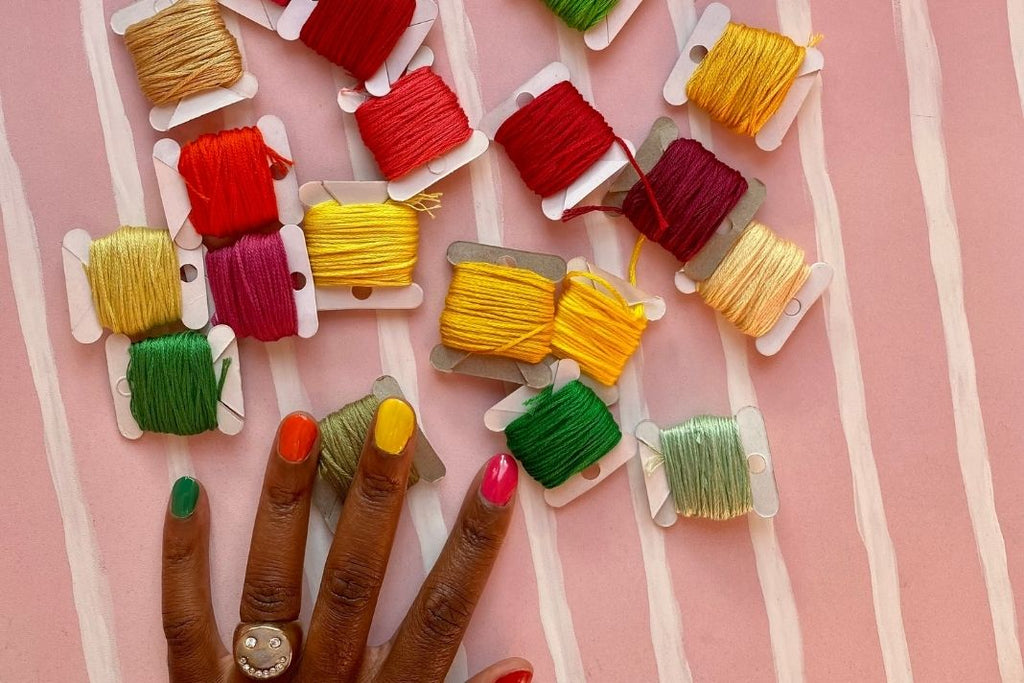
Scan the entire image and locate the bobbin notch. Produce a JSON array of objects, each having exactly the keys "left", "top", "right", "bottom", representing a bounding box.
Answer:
[
  {"left": 485, "top": 359, "right": 633, "bottom": 507},
  {"left": 661, "top": 2, "right": 824, "bottom": 151},
  {"left": 431, "top": 241, "right": 567, "bottom": 389},
  {"left": 581, "top": 0, "right": 645, "bottom": 51},
  {"left": 312, "top": 375, "right": 445, "bottom": 530},
  {"left": 480, "top": 62, "right": 636, "bottom": 220},
  {"left": 298, "top": 181, "right": 425, "bottom": 311},
  {"left": 635, "top": 406, "right": 780, "bottom": 528},
  {"left": 154, "top": 115, "right": 303, "bottom": 249}
]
